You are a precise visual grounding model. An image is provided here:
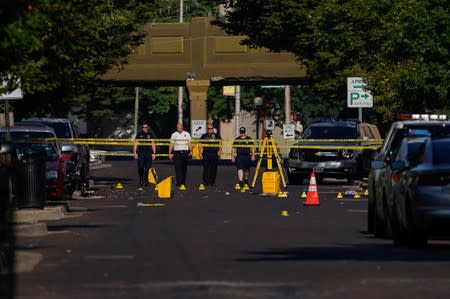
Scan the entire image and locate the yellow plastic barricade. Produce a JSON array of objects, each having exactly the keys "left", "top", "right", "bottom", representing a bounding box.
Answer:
[
  {"left": 156, "top": 176, "right": 173, "bottom": 199},
  {"left": 147, "top": 168, "right": 158, "bottom": 184},
  {"left": 262, "top": 171, "right": 281, "bottom": 195}
]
